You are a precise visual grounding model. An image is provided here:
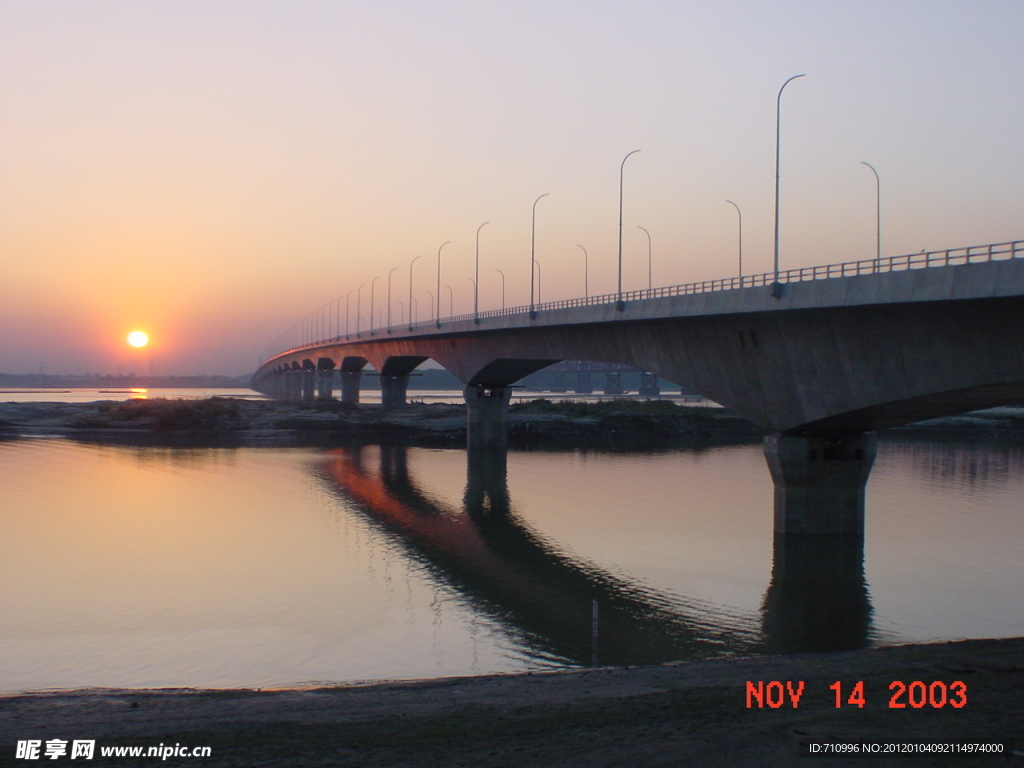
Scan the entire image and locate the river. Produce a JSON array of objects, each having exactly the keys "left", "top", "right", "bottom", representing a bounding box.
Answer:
[{"left": 2, "top": 396, "right": 1023, "bottom": 692}]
